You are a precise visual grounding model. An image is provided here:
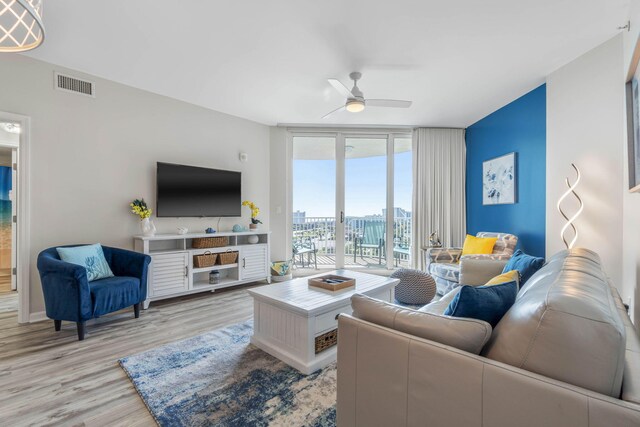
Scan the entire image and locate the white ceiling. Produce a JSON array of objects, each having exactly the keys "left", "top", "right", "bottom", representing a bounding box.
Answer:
[{"left": 26, "top": 0, "right": 630, "bottom": 127}]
